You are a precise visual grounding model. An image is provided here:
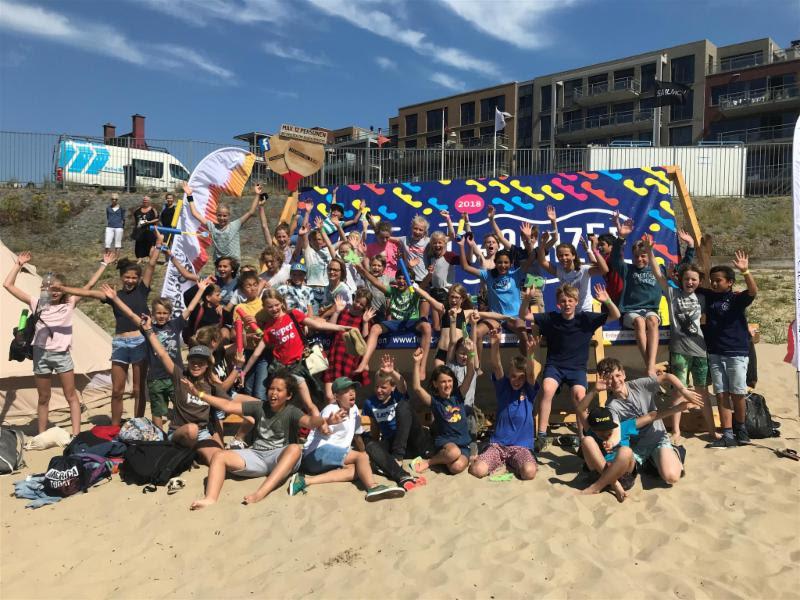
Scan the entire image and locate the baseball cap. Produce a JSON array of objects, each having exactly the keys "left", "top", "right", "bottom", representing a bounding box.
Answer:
[
  {"left": 290, "top": 262, "right": 307, "bottom": 273},
  {"left": 587, "top": 407, "right": 618, "bottom": 431},
  {"left": 331, "top": 376, "right": 361, "bottom": 394},
  {"left": 187, "top": 345, "right": 213, "bottom": 360}
]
